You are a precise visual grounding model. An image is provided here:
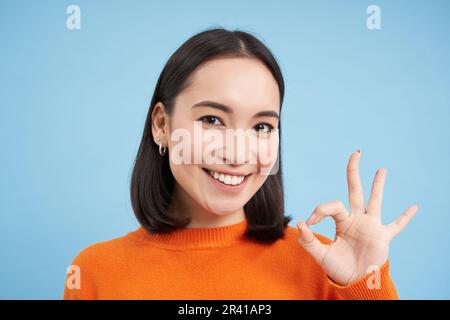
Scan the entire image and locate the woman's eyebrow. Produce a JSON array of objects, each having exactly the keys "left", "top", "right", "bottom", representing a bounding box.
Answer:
[{"left": 191, "top": 100, "right": 279, "bottom": 119}]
